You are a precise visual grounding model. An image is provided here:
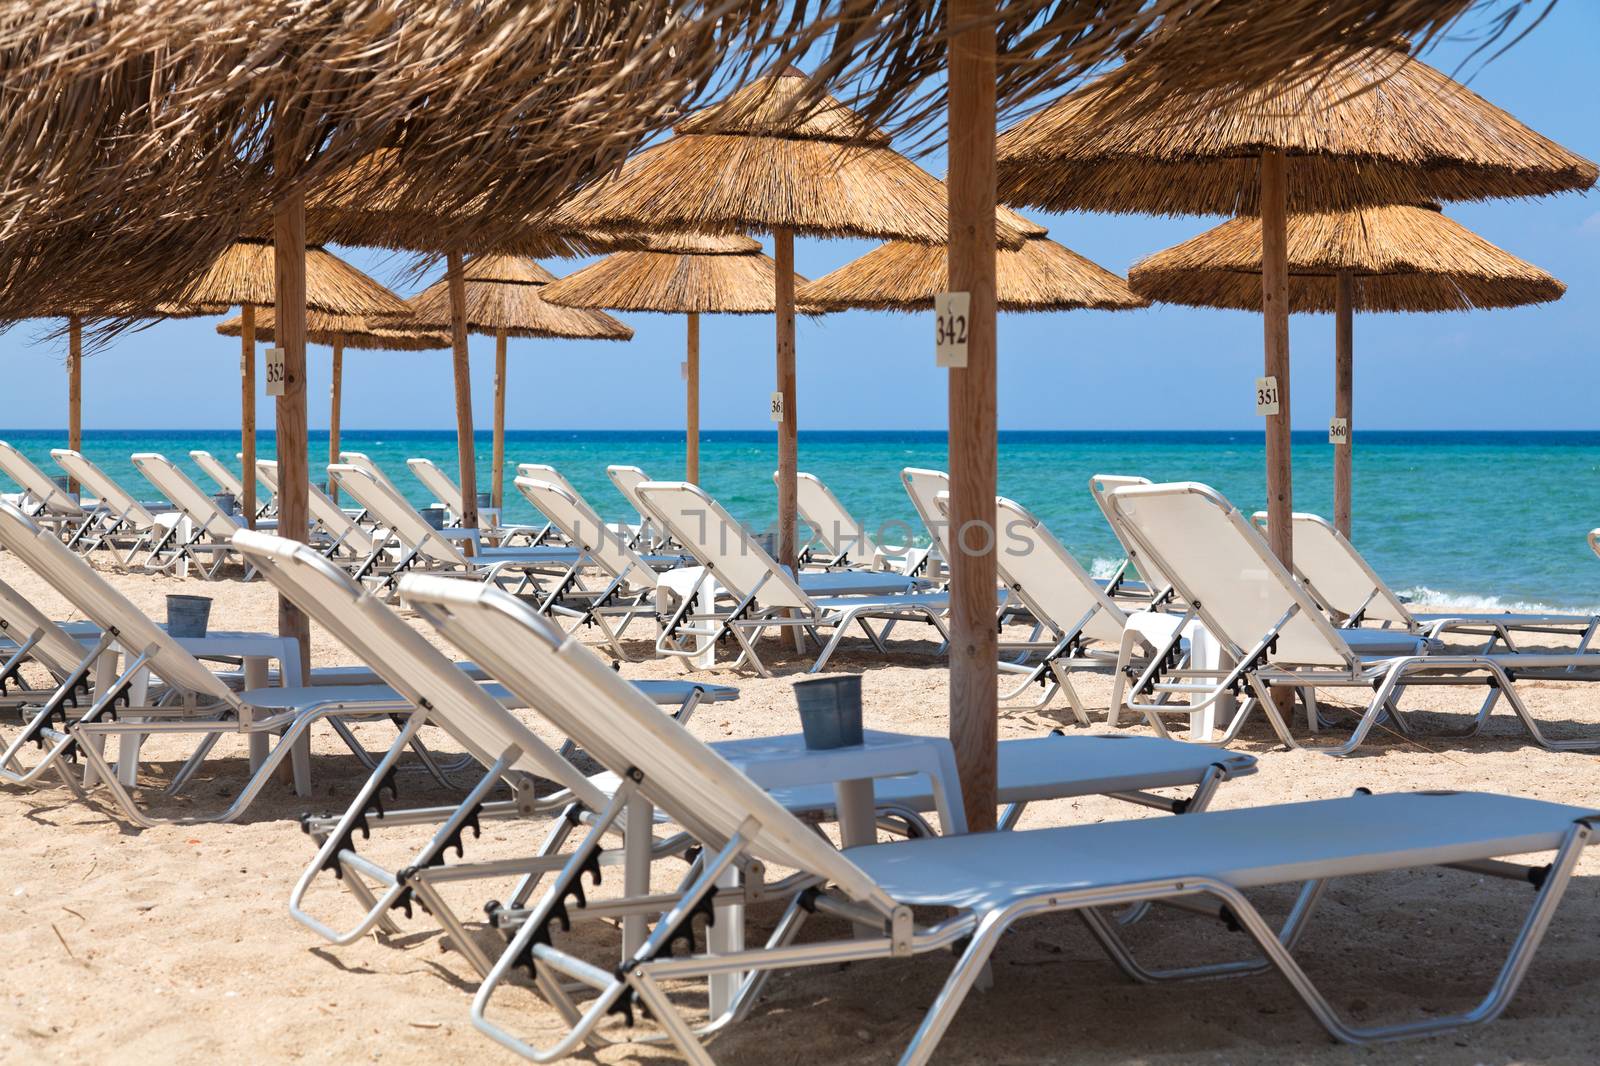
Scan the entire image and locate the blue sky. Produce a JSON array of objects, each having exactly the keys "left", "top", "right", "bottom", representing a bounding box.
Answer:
[{"left": 2, "top": 4, "right": 1594, "bottom": 433}]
